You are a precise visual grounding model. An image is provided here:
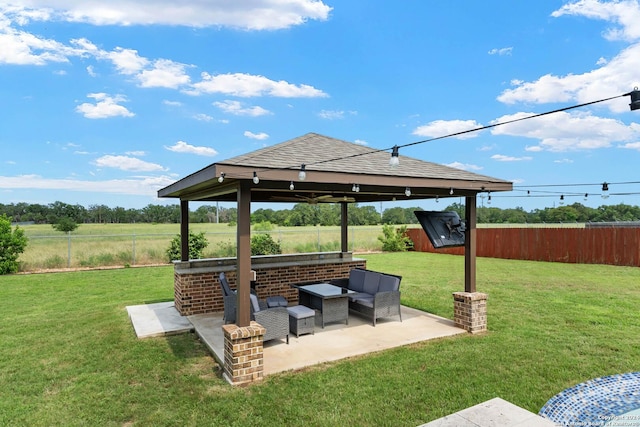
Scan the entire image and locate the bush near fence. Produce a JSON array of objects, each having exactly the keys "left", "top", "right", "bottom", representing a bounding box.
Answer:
[{"left": 407, "top": 226, "right": 640, "bottom": 267}]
